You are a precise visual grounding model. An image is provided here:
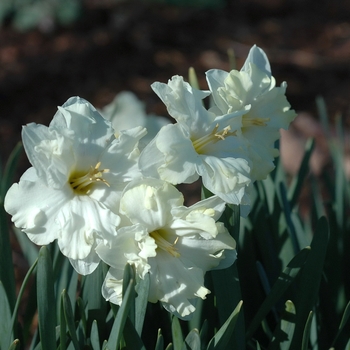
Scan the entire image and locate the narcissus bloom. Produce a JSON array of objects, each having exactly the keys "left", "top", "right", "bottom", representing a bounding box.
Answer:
[
  {"left": 206, "top": 45, "right": 297, "bottom": 181},
  {"left": 4, "top": 97, "right": 146, "bottom": 275},
  {"left": 139, "top": 75, "right": 251, "bottom": 205},
  {"left": 96, "top": 178, "right": 236, "bottom": 318},
  {"left": 100, "top": 91, "right": 170, "bottom": 149}
]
